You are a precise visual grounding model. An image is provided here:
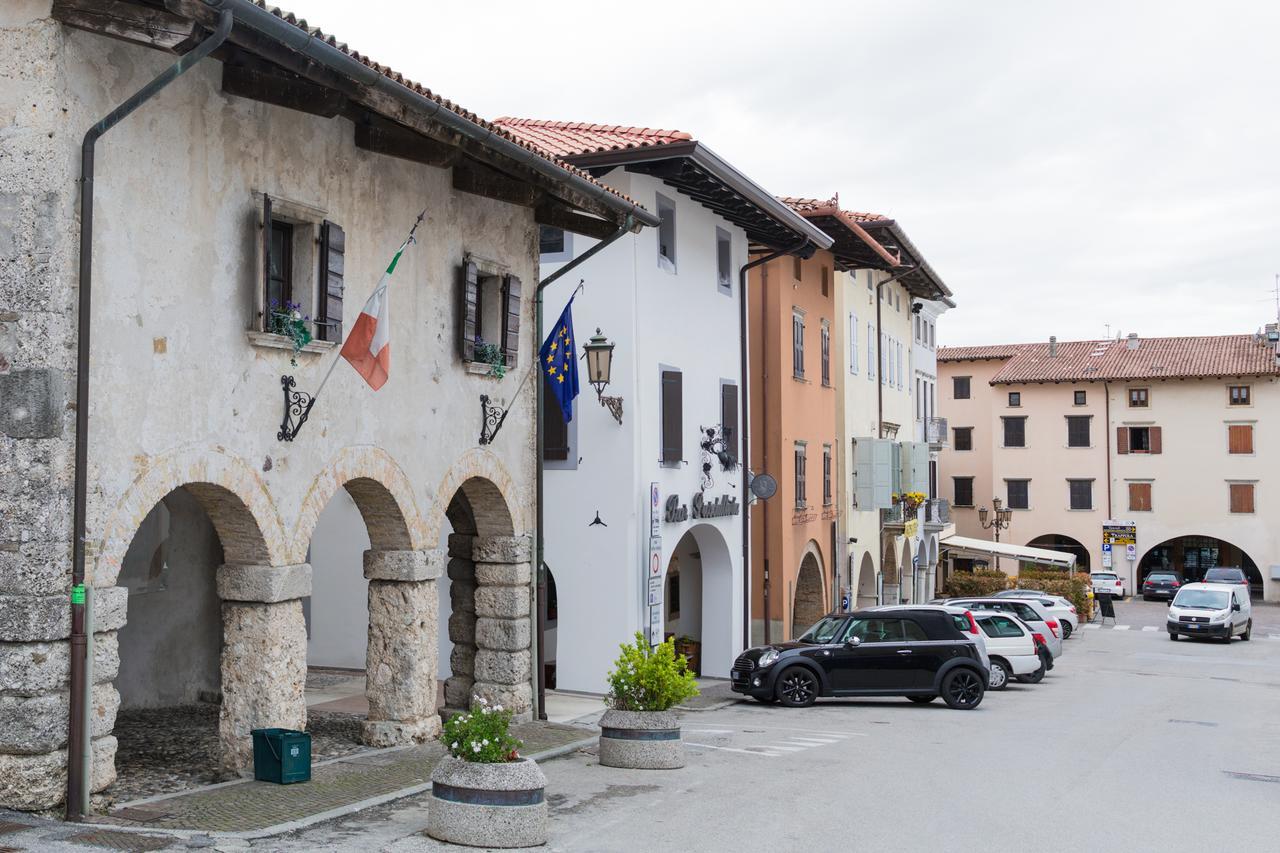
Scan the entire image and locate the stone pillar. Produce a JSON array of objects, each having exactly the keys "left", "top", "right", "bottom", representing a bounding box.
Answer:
[
  {"left": 362, "top": 549, "right": 443, "bottom": 746},
  {"left": 444, "top": 534, "right": 476, "bottom": 713},
  {"left": 216, "top": 564, "right": 309, "bottom": 775},
  {"left": 471, "top": 535, "right": 533, "bottom": 720},
  {"left": 926, "top": 564, "right": 937, "bottom": 601},
  {"left": 0, "top": 587, "right": 126, "bottom": 810}
]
